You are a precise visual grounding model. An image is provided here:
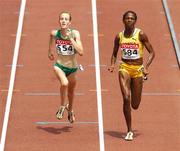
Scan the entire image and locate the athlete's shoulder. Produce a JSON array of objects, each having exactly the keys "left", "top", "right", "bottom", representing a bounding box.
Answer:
[
  {"left": 71, "top": 28, "right": 80, "bottom": 34},
  {"left": 135, "top": 28, "right": 143, "bottom": 35},
  {"left": 116, "top": 33, "right": 120, "bottom": 39},
  {"left": 114, "top": 33, "right": 120, "bottom": 44},
  {"left": 50, "top": 29, "right": 58, "bottom": 36},
  {"left": 118, "top": 30, "right": 123, "bottom": 35},
  {"left": 116, "top": 30, "right": 124, "bottom": 41},
  {"left": 137, "top": 28, "right": 149, "bottom": 42},
  {"left": 70, "top": 28, "right": 81, "bottom": 38}
]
